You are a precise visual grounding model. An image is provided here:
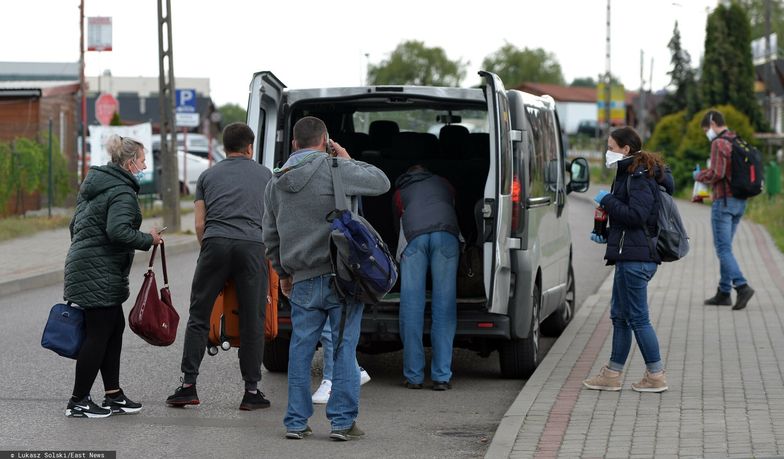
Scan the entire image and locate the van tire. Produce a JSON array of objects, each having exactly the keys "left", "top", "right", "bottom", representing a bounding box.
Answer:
[
  {"left": 541, "top": 264, "right": 575, "bottom": 336},
  {"left": 498, "top": 284, "right": 541, "bottom": 379},
  {"left": 263, "top": 335, "right": 290, "bottom": 372}
]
